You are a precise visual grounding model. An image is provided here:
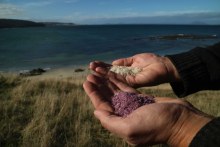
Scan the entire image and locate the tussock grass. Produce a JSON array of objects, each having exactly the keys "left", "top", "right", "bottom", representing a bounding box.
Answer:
[
  {"left": 0, "top": 74, "right": 128, "bottom": 147},
  {"left": 0, "top": 74, "right": 219, "bottom": 147}
]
